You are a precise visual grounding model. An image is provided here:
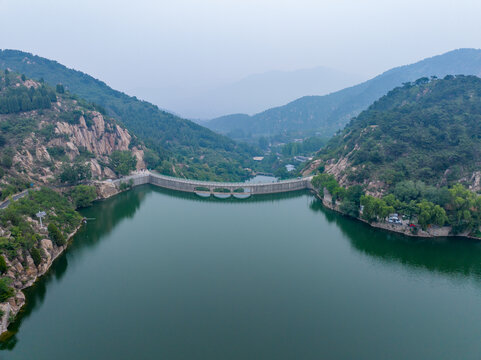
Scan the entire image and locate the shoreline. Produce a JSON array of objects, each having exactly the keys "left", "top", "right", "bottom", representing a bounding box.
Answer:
[
  {"left": 0, "top": 223, "right": 84, "bottom": 337},
  {"left": 0, "top": 181, "right": 126, "bottom": 337},
  {"left": 1, "top": 180, "right": 478, "bottom": 337},
  {"left": 309, "top": 188, "right": 480, "bottom": 241}
]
